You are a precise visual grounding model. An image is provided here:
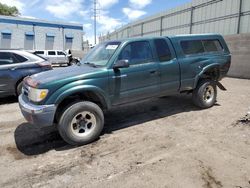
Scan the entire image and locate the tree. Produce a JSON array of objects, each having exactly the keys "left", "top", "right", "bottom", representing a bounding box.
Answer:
[{"left": 0, "top": 3, "right": 20, "bottom": 16}]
